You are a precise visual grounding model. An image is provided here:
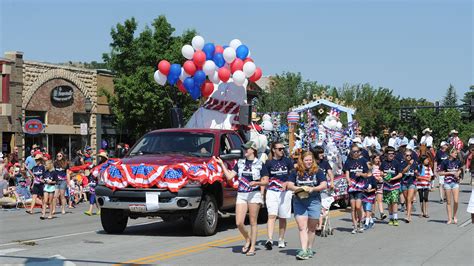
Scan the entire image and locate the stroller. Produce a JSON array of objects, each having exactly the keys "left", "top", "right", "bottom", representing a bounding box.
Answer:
[{"left": 319, "top": 193, "right": 335, "bottom": 237}]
